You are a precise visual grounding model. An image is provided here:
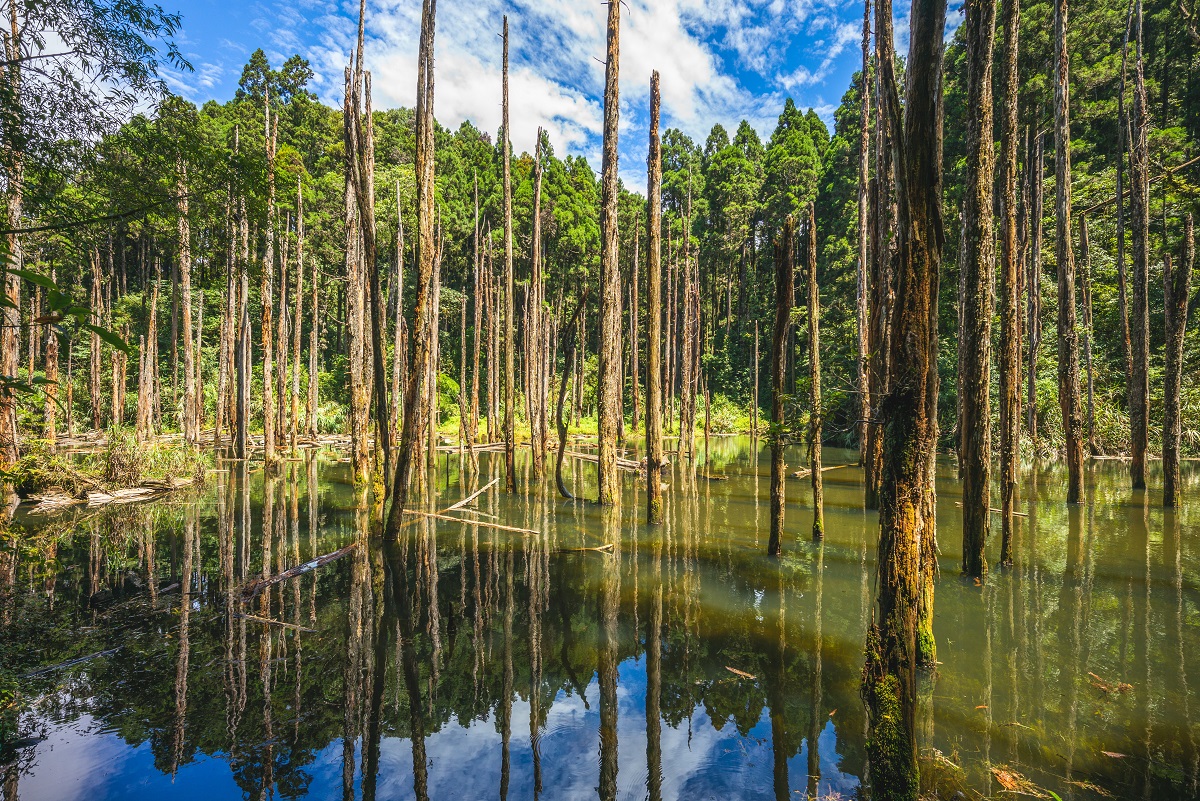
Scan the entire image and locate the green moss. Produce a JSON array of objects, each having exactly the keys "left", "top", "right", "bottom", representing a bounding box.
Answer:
[
  {"left": 648, "top": 497, "right": 663, "bottom": 525},
  {"left": 866, "top": 673, "right": 920, "bottom": 801}
]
